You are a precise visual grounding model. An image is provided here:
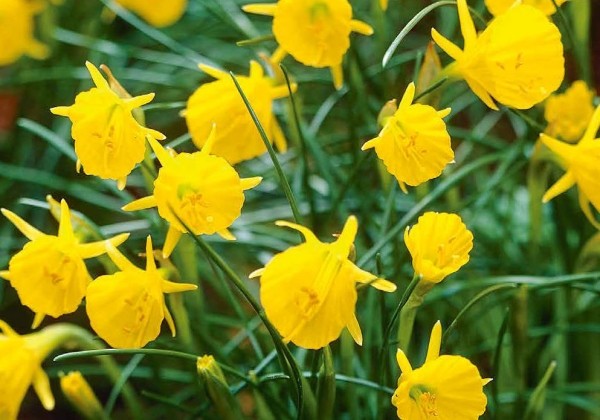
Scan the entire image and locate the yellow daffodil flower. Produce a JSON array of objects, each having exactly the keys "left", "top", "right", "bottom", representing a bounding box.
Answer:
[
  {"left": 540, "top": 104, "right": 600, "bottom": 229},
  {"left": 0, "top": 200, "right": 128, "bottom": 328},
  {"left": 115, "top": 0, "right": 187, "bottom": 27},
  {"left": 251, "top": 216, "right": 397, "bottom": 349},
  {"left": 404, "top": 212, "right": 473, "bottom": 283},
  {"left": 184, "top": 61, "right": 293, "bottom": 164},
  {"left": 51, "top": 62, "right": 165, "bottom": 189},
  {"left": 0, "top": 321, "right": 80, "bottom": 419},
  {"left": 361, "top": 83, "right": 454, "bottom": 192},
  {"left": 0, "top": 0, "right": 49, "bottom": 66},
  {"left": 432, "top": 0, "right": 564, "bottom": 110},
  {"left": 545, "top": 80, "right": 596, "bottom": 143},
  {"left": 485, "top": 0, "right": 567, "bottom": 16},
  {"left": 60, "top": 371, "right": 104, "bottom": 419},
  {"left": 123, "top": 126, "right": 261, "bottom": 257},
  {"left": 392, "top": 321, "right": 491, "bottom": 419},
  {"left": 86, "top": 236, "right": 197, "bottom": 349},
  {"left": 243, "top": 0, "right": 374, "bottom": 89}
]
